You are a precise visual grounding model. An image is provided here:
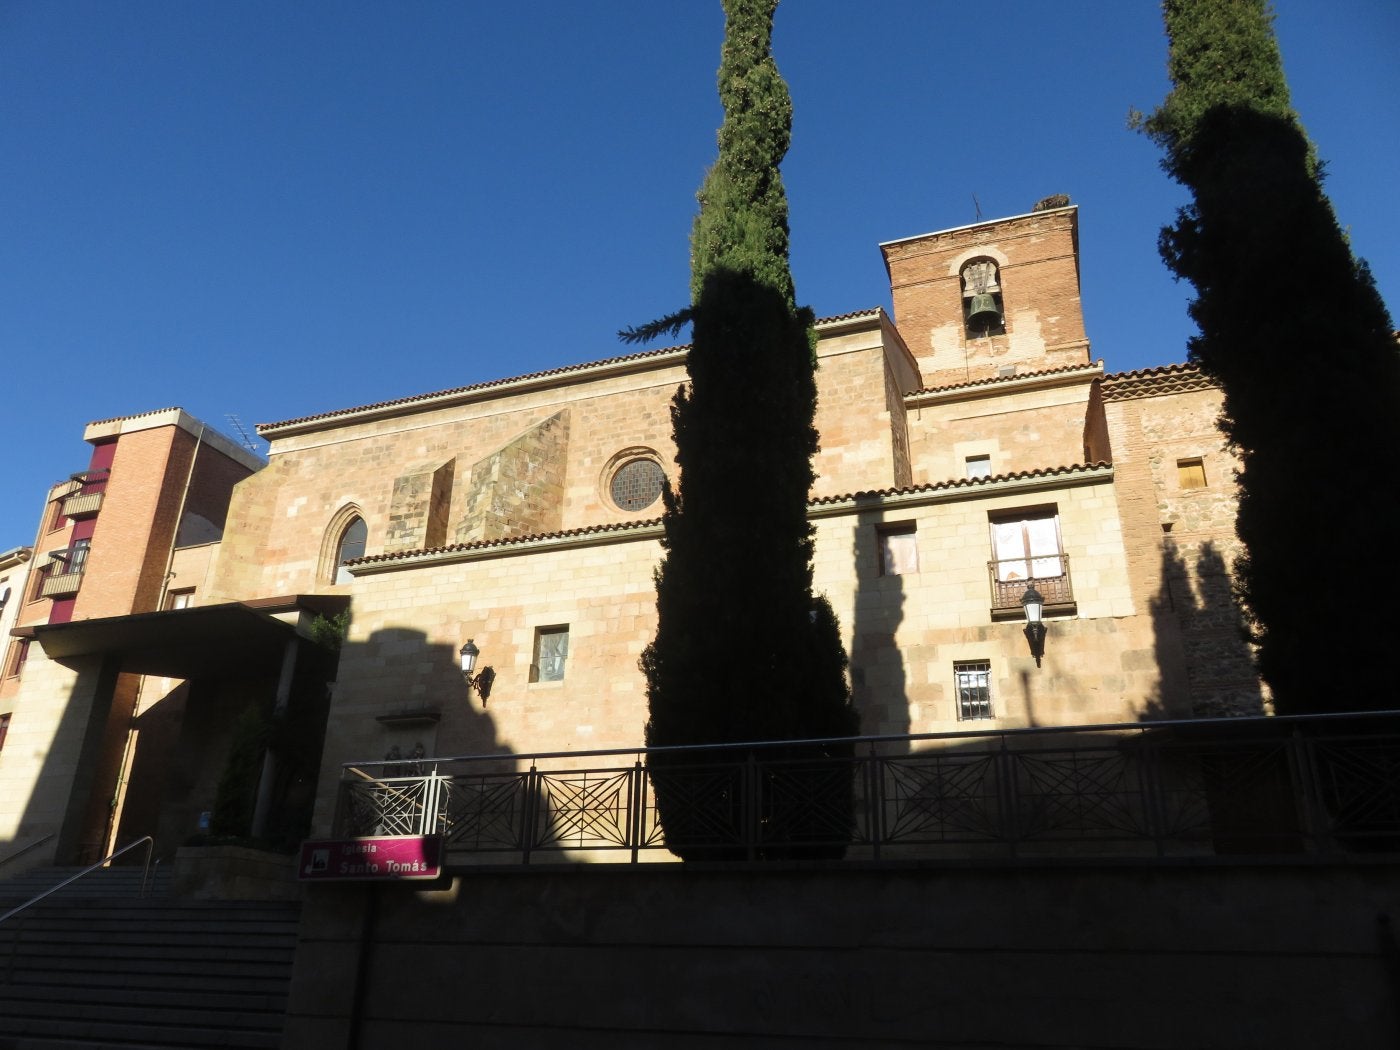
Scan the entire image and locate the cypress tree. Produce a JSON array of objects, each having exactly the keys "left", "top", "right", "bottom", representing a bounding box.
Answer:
[
  {"left": 628, "top": 0, "right": 857, "bottom": 857},
  {"left": 1139, "top": 0, "right": 1399, "bottom": 714}
]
